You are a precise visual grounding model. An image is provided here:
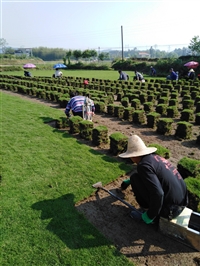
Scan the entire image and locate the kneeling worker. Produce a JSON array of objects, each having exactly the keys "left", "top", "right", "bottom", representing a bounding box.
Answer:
[{"left": 119, "top": 135, "right": 188, "bottom": 224}]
